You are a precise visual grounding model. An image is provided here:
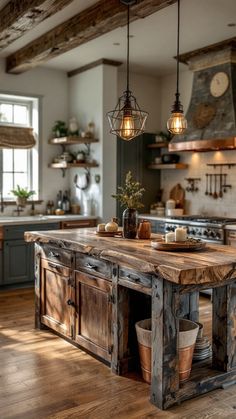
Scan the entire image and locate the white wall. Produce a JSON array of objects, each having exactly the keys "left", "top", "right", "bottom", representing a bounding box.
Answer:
[
  {"left": 68, "top": 63, "right": 118, "bottom": 221},
  {"left": 118, "top": 71, "right": 161, "bottom": 132},
  {"left": 0, "top": 59, "right": 69, "bottom": 214},
  {"left": 160, "top": 69, "right": 236, "bottom": 217}
]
